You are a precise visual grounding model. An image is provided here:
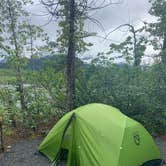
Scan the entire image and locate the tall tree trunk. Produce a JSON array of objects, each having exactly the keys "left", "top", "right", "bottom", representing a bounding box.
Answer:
[
  {"left": 66, "top": 0, "right": 75, "bottom": 112},
  {"left": 162, "top": 34, "right": 166, "bottom": 65},
  {"left": 161, "top": 34, "right": 166, "bottom": 106},
  {"left": 133, "top": 30, "right": 139, "bottom": 66},
  {"left": 0, "top": 117, "right": 4, "bottom": 152},
  {"left": 130, "top": 25, "right": 140, "bottom": 66}
]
